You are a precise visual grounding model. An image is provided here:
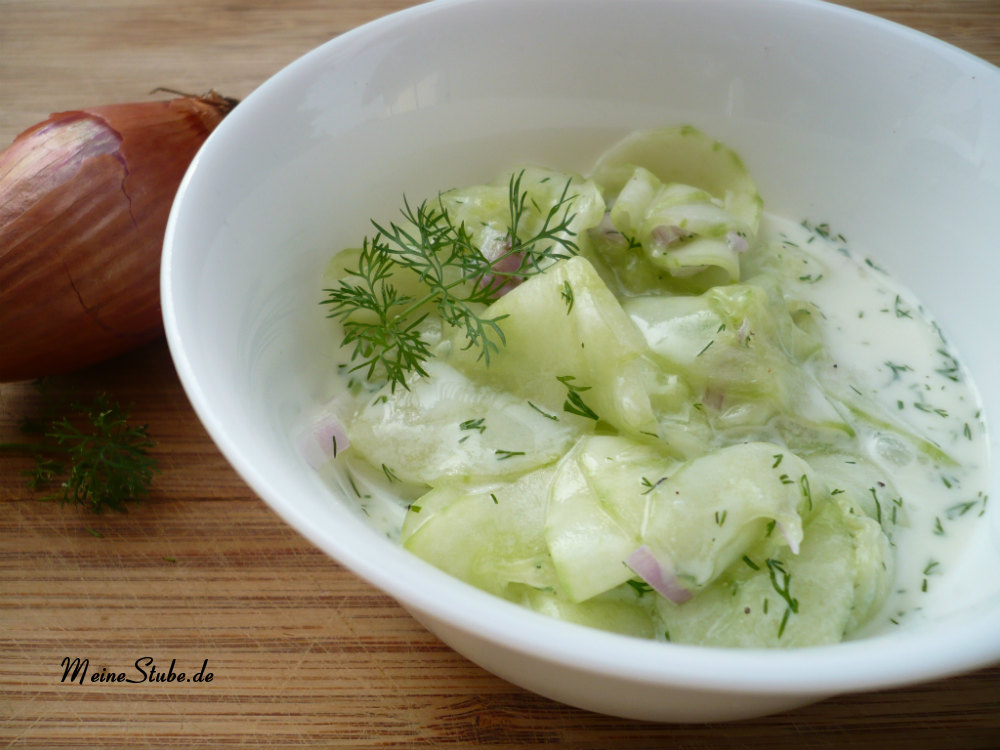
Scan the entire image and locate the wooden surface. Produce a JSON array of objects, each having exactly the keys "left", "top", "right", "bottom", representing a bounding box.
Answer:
[{"left": 1, "top": 1, "right": 999, "bottom": 747}]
